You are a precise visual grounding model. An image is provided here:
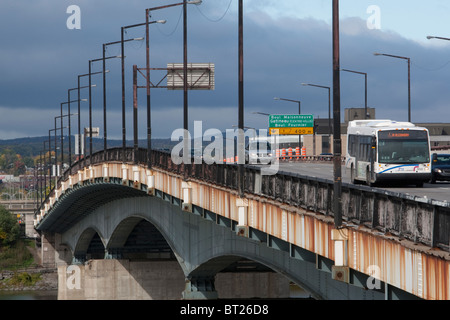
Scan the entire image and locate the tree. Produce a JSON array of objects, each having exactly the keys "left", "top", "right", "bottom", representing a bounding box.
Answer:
[{"left": 0, "top": 205, "right": 20, "bottom": 246}]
